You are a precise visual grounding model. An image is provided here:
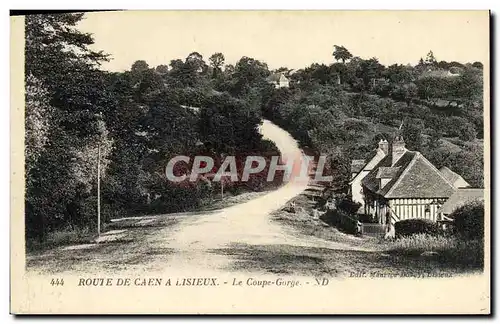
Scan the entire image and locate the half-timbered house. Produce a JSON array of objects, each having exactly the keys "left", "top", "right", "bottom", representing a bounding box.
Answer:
[{"left": 359, "top": 136, "right": 466, "bottom": 226}]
